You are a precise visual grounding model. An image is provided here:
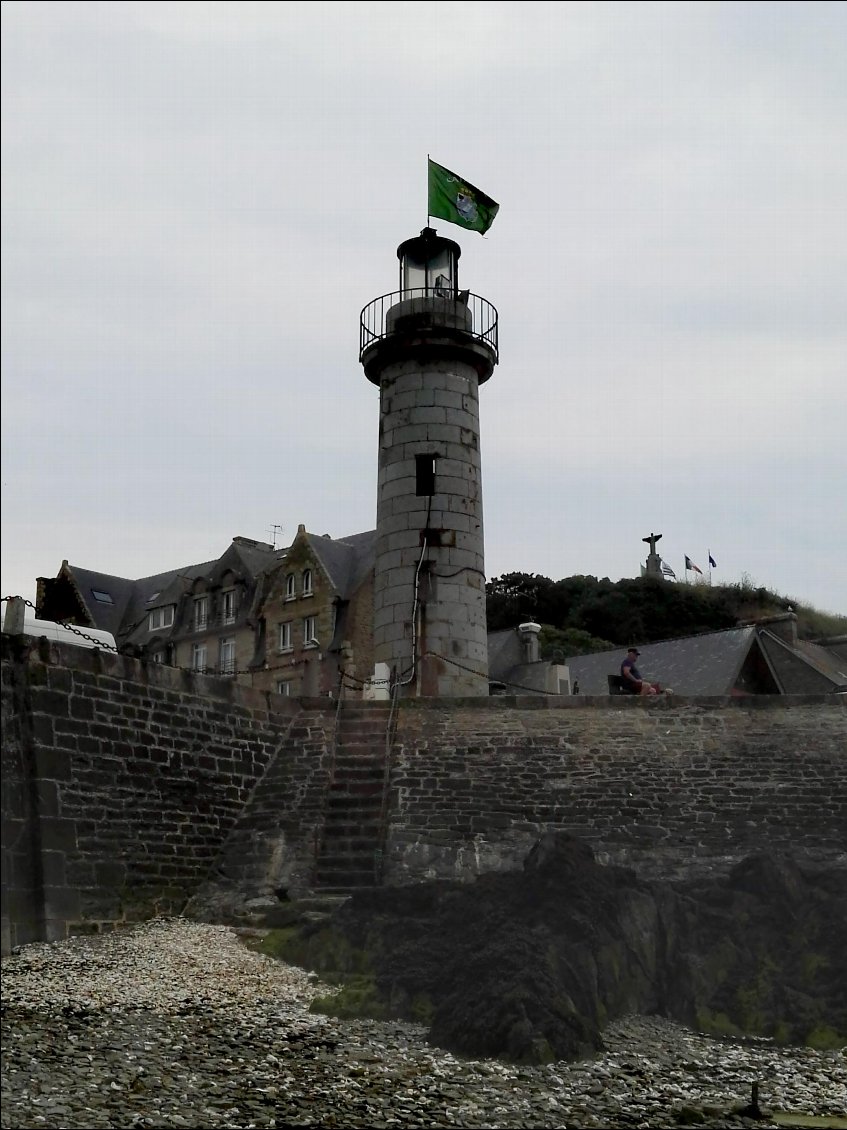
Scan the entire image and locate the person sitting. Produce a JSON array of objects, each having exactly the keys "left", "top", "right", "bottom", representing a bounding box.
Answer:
[{"left": 620, "top": 647, "right": 663, "bottom": 696}]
